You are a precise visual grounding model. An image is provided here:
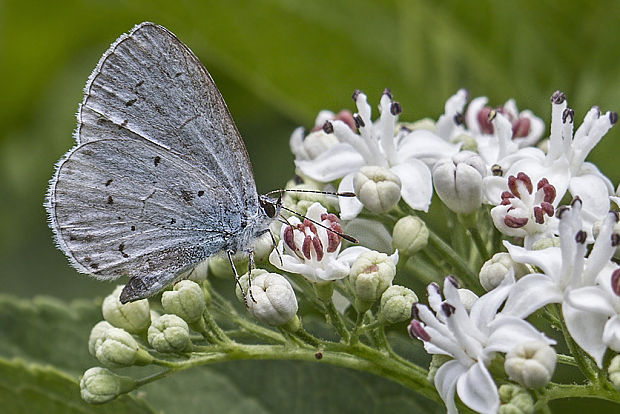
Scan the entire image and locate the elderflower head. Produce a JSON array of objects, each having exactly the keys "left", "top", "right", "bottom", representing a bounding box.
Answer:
[
  {"left": 269, "top": 202, "right": 373, "bottom": 283},
  {"left": 295, "top": 89, "right": 459, "bottom": 218},
  {"left": 408, "top": 276, "right": 554, "bottom": 414}
]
